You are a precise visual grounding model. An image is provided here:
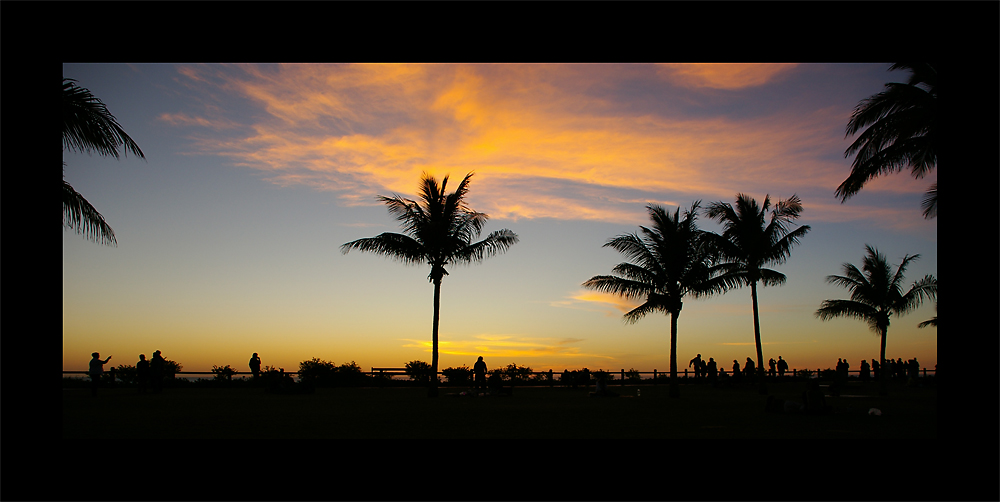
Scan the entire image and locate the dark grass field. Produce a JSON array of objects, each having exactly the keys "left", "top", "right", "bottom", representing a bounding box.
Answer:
[{"left": 63, "top": 379, "right": 936, "bottom": 439}]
